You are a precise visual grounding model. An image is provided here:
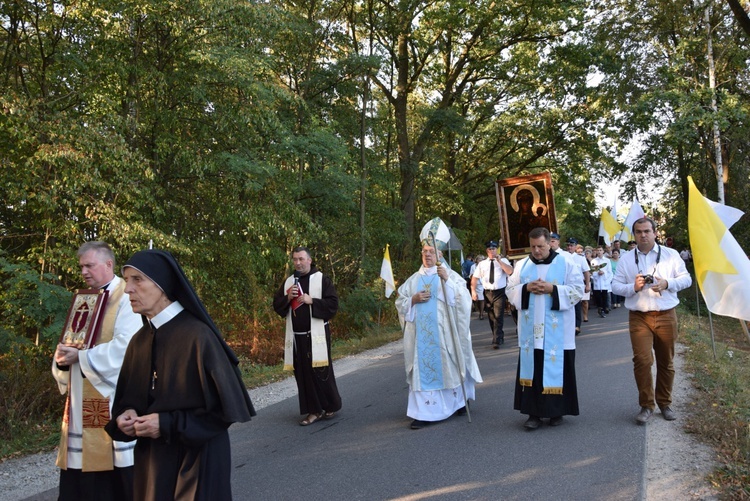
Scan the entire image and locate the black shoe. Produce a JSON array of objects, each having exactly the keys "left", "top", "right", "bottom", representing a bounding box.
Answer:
[
  {"left": 523, "top": 416, "right": 542, "bottom": 430},
  {"left": 635, "top": 407, "right": 653, "bottom": 424},
  {"left": 455, "top": 406, "right": 467, "bottom": 416},
  {"left": 492, "top": 344, "right": 499, "bottom": 349},
  {"left": 549, "top": 416, "right": 564, "bottom": 426},
  {"left": 410, "top": 419, "right": 432, "bottom": 429}
]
